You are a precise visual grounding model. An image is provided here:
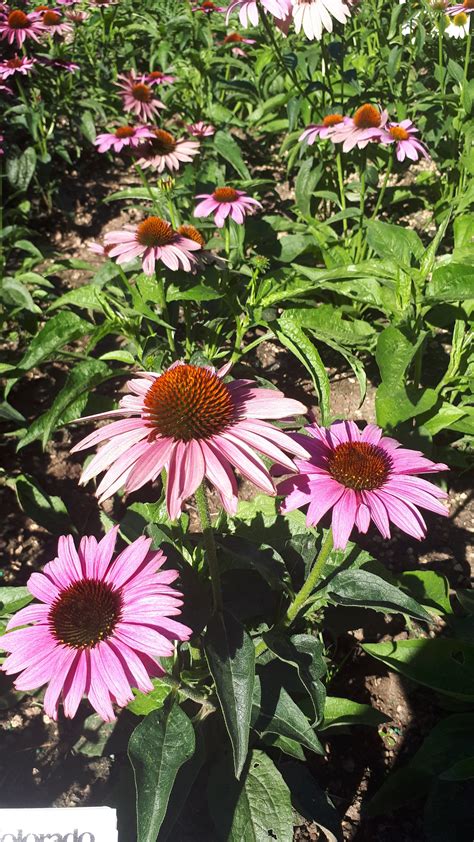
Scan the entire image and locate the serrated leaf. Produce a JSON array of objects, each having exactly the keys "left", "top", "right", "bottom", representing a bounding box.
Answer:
[
  {"left": 263, "top": 631, "right": 326, "bottom": 725},
  {"left": 252, "top": 674, "right": 324, "bottom": 755},
  {"left": 204, "top": 610, "right": 255, "bottom": 779},
  {"left": 128, "top": 703, "right": 195, "bottom": 842},
  {"left": 16, "top": 311, "right": 92, "bottom": 371},
  {"left": 128, "top": 681, "right": 171, "bottom": 716},
  {"left": 40, "top": 359, "right": 112, "bottom": 447},
  {"left": 328, "top": 569, "right": 432, "bottom": 623}
]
